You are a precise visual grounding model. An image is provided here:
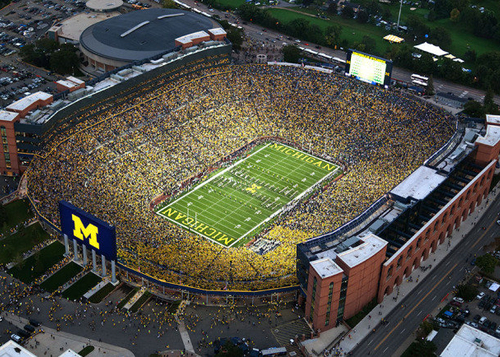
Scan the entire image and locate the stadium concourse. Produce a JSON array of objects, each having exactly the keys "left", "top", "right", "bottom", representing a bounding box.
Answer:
[{"left": 26, "top": 63, "right": 455, "bottom": 292}]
